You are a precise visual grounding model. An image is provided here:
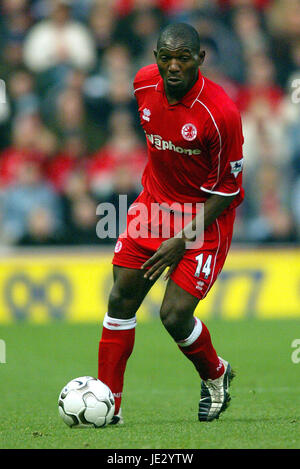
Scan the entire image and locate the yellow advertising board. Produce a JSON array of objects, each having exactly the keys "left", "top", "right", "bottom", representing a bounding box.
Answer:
[{"left": 0, "top": 248, "right": 299, "bottom": 323}]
